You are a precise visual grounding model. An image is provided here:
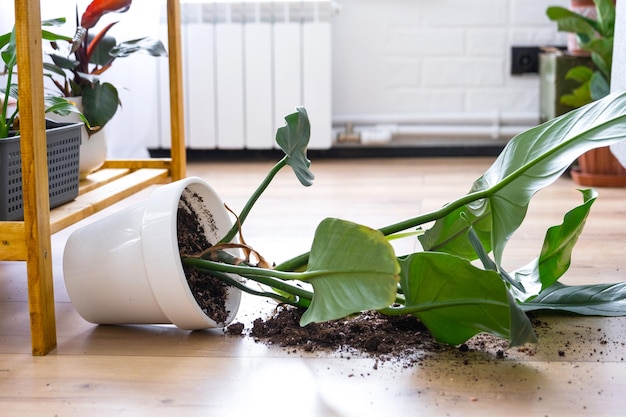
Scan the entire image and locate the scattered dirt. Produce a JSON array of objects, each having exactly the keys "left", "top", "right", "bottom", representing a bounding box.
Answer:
[
  {"left": 226, "top": 304, "right": 515, "bottom": 366},
  {"left": 177, "top": 191, "right": 231, "bottom": 324}
]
